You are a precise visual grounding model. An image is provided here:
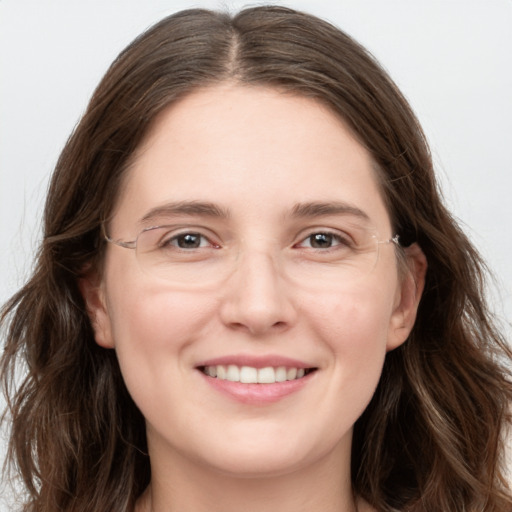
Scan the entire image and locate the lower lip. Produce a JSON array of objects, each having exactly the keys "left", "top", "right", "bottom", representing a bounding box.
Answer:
[{"left": 198, "top": 371, "right": 314, "bottom": 405}]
